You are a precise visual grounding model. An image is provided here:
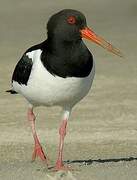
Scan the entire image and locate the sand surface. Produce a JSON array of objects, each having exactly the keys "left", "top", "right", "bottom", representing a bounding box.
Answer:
[{"left": 0, "top": 0, "right": 137, "bottom": 179}]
